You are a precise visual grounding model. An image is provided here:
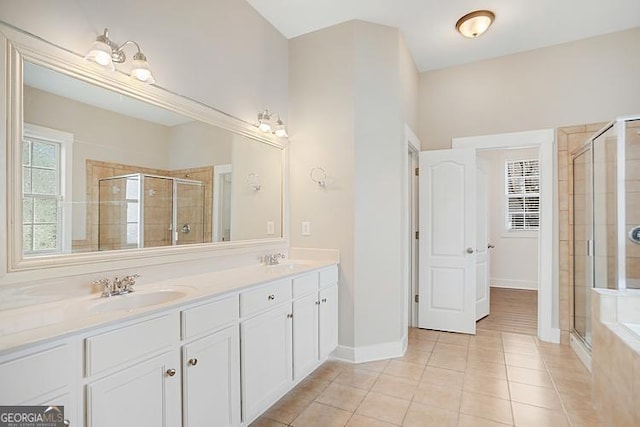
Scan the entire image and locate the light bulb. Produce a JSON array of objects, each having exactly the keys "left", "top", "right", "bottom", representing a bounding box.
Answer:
[
  {"left": 130, "top": 52, "right": 155, "bottom": 84},
  {"left": 274, "top": 120, "right": 288, "bottom": 138},
  {"left": 85, "top": 39, "right": 114, "bottom": 70},
  {"left": 259, "top": 122, "right": 272, "bottom": 133}
]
